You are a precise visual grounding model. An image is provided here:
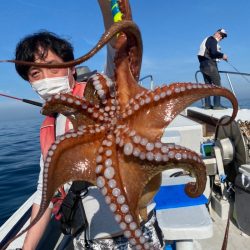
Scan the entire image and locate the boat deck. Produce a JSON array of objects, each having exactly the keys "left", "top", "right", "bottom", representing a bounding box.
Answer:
[
  {"left": 186, "top": 106, "right": 250, "bottom": 250},
  {"left": 195, "top": 208, "right": 250, "bottom": 250}
]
